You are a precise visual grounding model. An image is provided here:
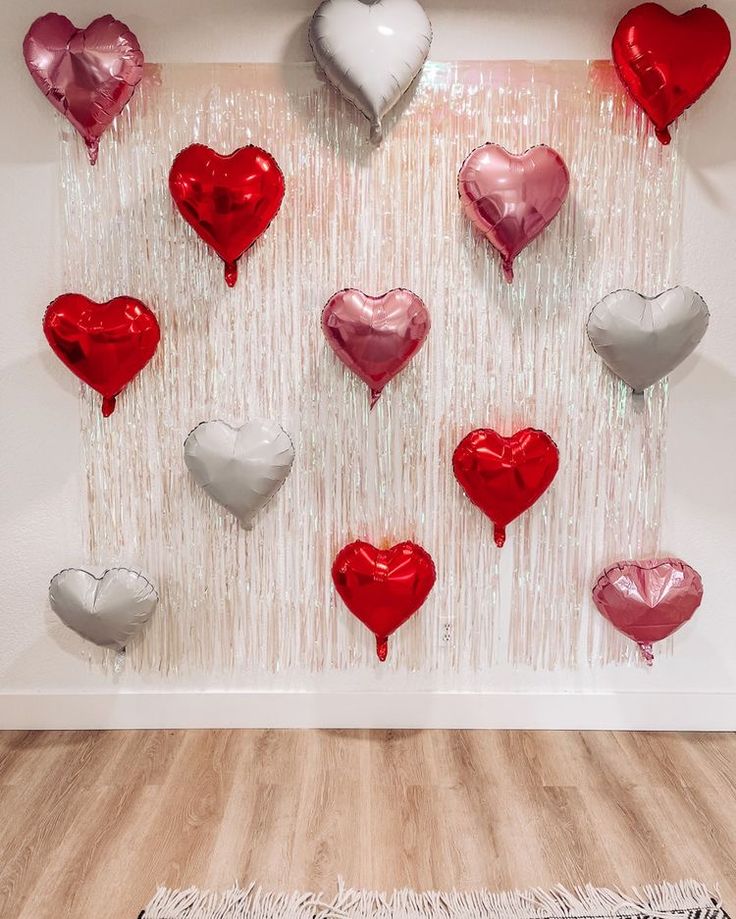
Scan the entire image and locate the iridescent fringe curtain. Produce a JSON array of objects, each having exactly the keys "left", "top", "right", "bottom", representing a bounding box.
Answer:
[{"left": 59, "top": 62, "right": 683, "bottom": 676}]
